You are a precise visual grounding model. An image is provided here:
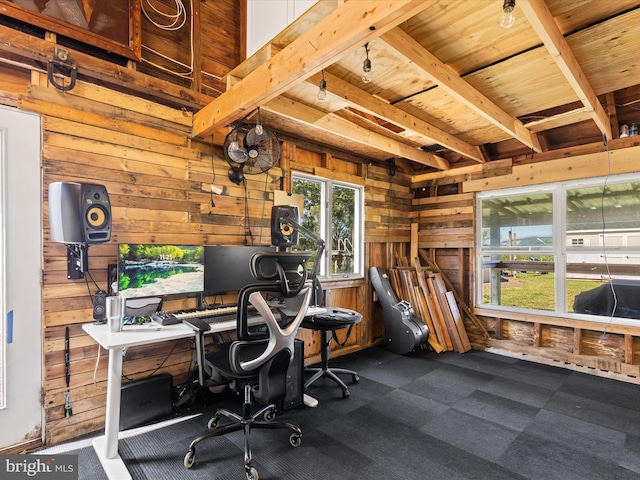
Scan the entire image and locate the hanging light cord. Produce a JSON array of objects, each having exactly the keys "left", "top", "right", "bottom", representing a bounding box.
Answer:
[{"left": 598, "top": 134, "right": 617, "bottom": 342}]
